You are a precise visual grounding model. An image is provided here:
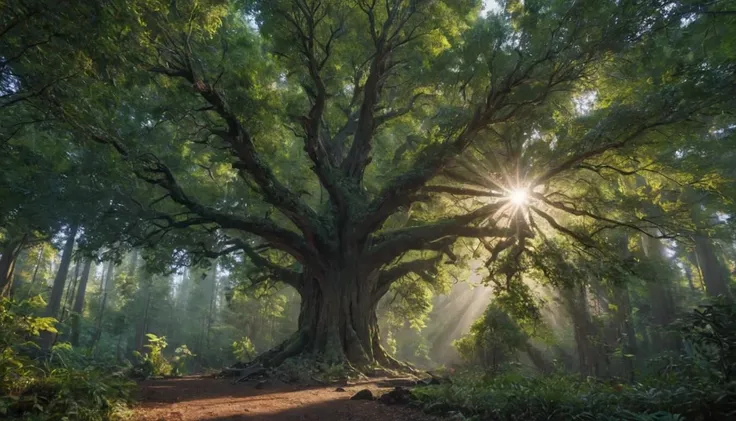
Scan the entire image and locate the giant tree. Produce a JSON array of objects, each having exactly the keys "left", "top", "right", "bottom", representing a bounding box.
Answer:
[{"left": 6, "top": 0, "right": 735, "bottom": 371}]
